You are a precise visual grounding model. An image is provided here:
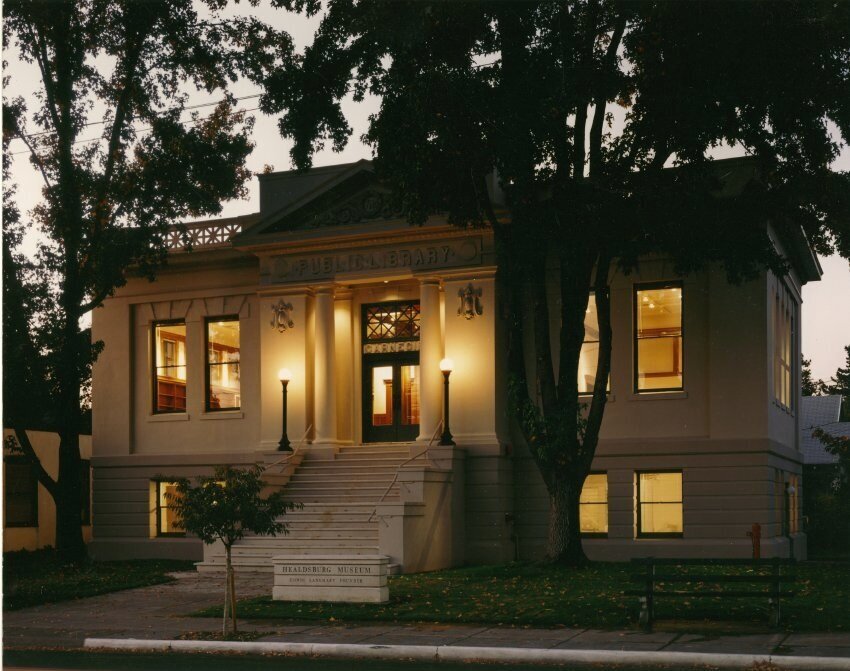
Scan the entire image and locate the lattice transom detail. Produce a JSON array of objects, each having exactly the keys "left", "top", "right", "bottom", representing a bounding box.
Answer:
[{"left": 364, "top": 303, "right": 421, "bottom": 342}]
